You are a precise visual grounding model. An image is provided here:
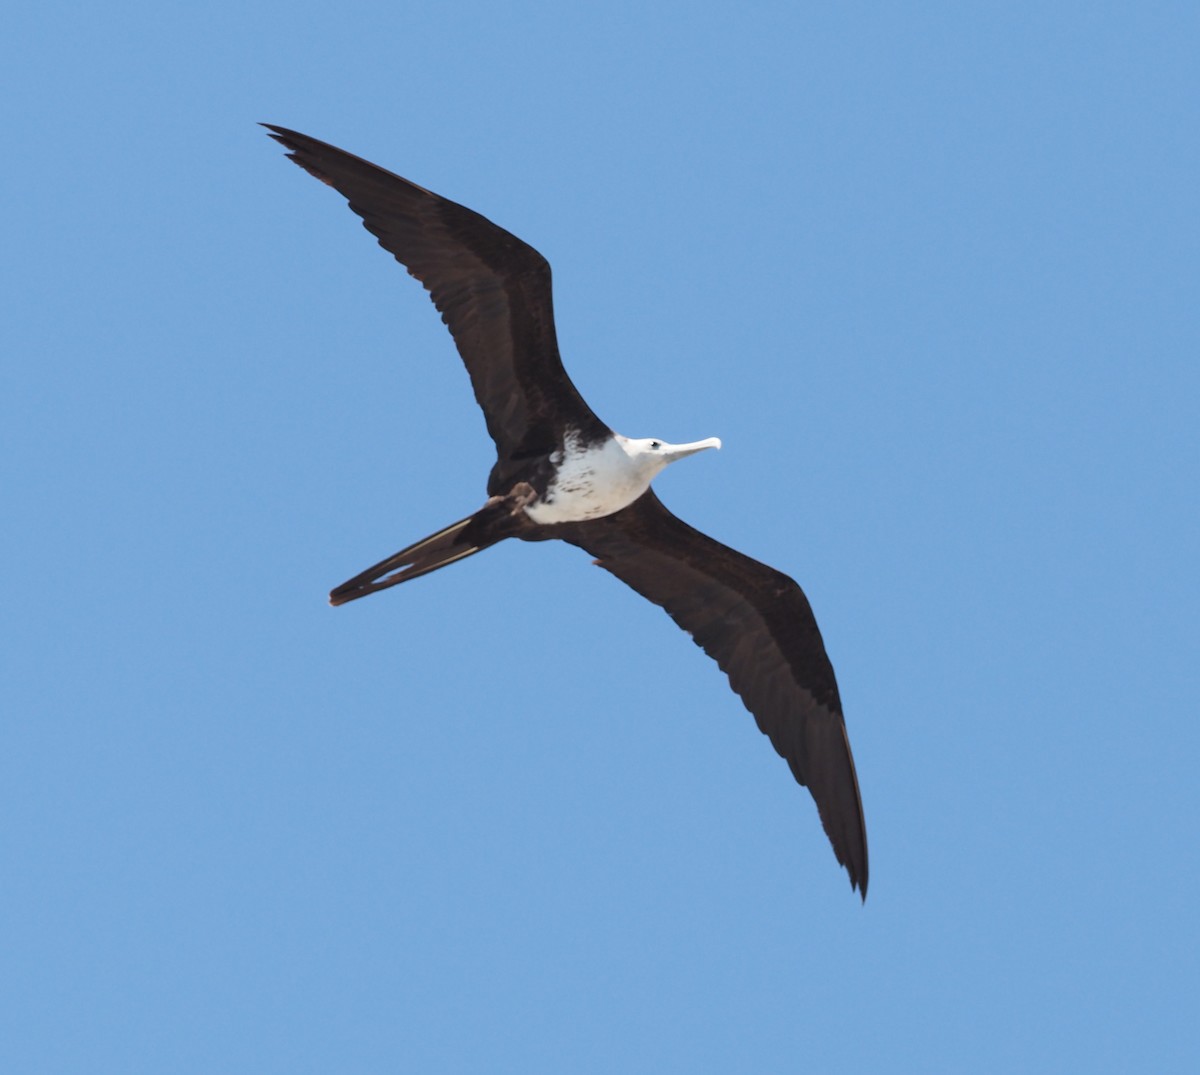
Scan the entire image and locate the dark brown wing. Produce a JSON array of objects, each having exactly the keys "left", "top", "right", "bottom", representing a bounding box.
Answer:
[
  {"left": 264, "top": 125, "right": 608, "bottom": 458},
  {"left": 557, "top": 491, "right": 868, "bottom": 898}
]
